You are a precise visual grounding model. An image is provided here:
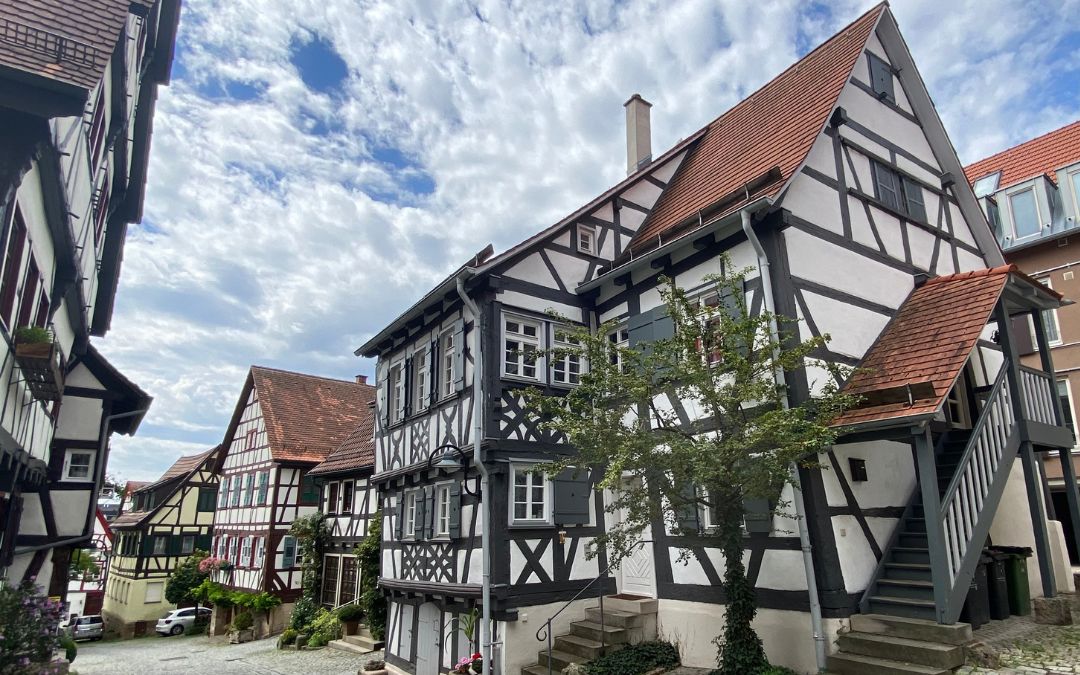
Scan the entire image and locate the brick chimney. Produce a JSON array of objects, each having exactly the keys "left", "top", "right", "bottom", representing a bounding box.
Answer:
[
  {"left": 624, "top": 93, "right": 653, "bottom": 175},
  {"left": 355, "top": 374, "right": 368, "bottom": 385}
]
